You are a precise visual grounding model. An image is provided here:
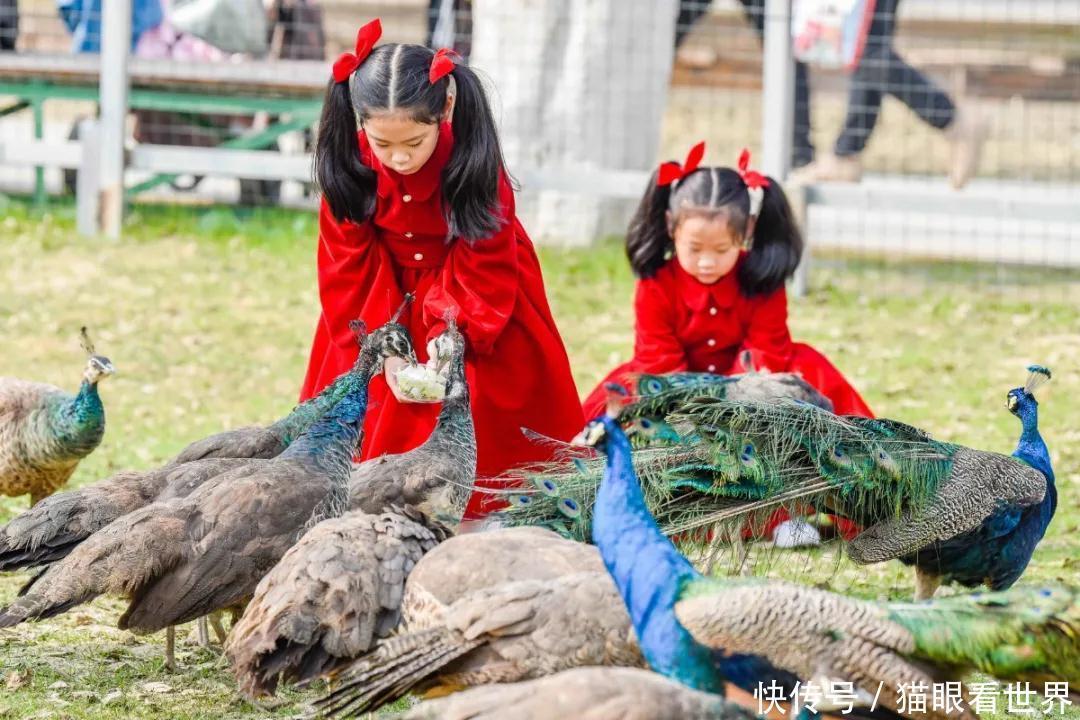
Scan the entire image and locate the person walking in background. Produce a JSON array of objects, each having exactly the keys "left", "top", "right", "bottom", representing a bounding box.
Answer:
[
  {"left": 790, "top": 0, "right": 987, "bottom": 188},
  {"left": 677, "top": 0, "right": 987, "bottom": 188}
]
